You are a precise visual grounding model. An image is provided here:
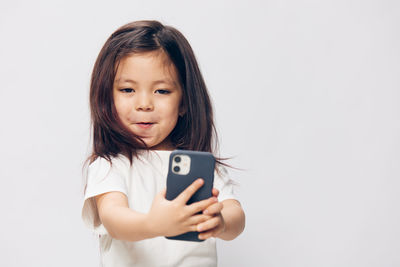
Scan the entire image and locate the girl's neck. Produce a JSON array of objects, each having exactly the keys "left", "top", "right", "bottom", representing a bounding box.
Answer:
[{"left": 149, "top": 138, "right": 175, "bottom": 151}]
